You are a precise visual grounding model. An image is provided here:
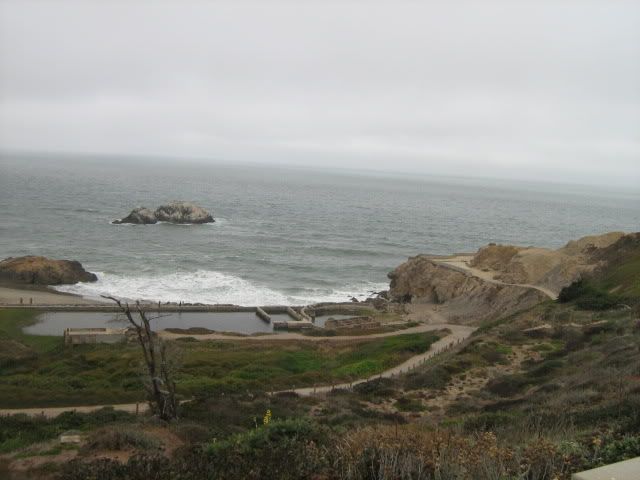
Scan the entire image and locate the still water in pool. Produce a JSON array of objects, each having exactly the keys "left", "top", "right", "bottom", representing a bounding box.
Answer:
[{"left": 24, "top": 312, "right": 357, "bottom": 336}]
